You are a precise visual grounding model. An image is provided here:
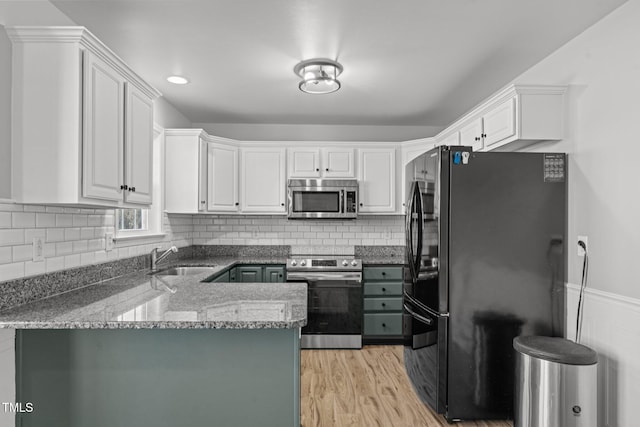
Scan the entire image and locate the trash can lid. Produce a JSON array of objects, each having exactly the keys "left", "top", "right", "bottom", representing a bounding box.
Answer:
[{"left": 513, "top": 336, "right": 597, "bottom": 365}]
